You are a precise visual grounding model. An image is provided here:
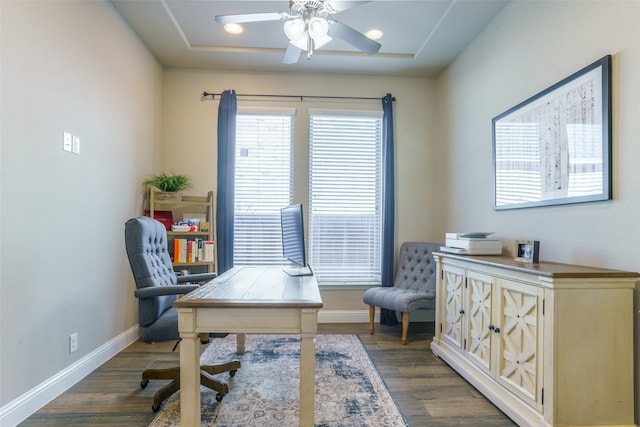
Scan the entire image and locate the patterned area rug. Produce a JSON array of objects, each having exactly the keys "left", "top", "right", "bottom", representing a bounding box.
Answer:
[{"left": 148, "top": 334, "right": 407, "bottom": 426}]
